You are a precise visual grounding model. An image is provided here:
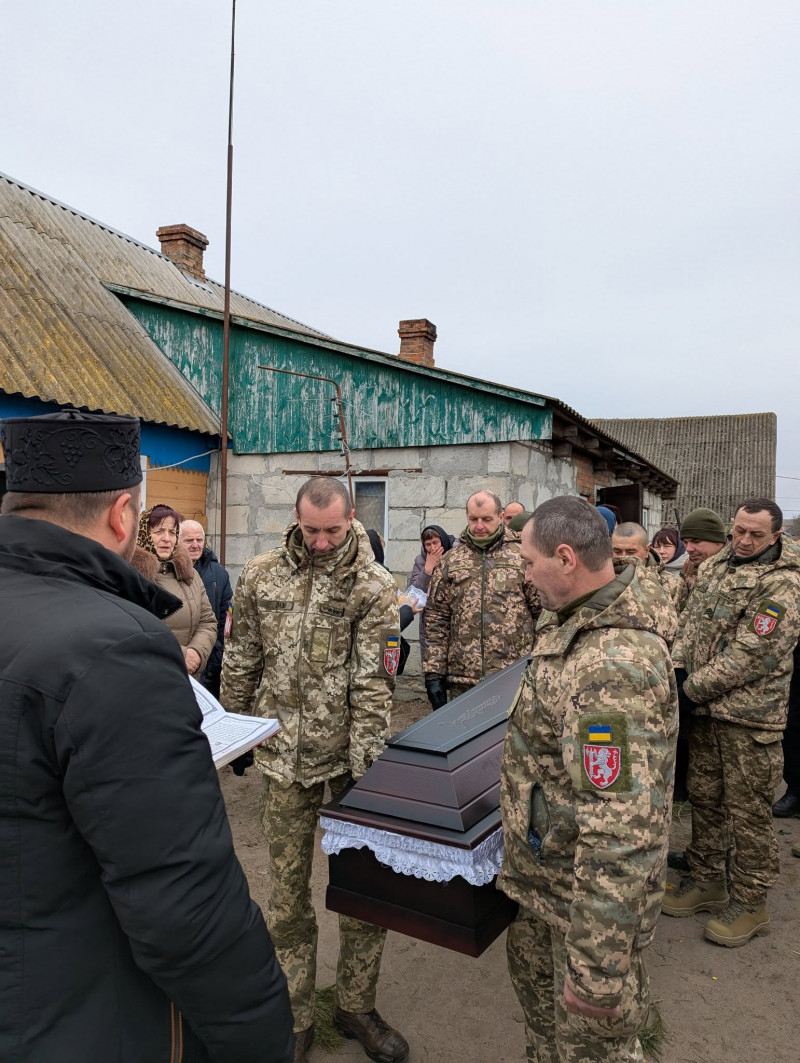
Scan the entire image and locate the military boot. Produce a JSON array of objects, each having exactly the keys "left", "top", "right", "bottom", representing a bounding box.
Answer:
[
  {"left": 293, "top": 1025, "right": 314, "bottom": 1063},
  {"left": 334, "top": 1007, "right": 409, "bottom": 1063},
  {"left": 704, "top": 901, "right": 770, "bottom": 947},
  {"left": 661, "top": 878, "right": 728, "bottom": 917}
]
